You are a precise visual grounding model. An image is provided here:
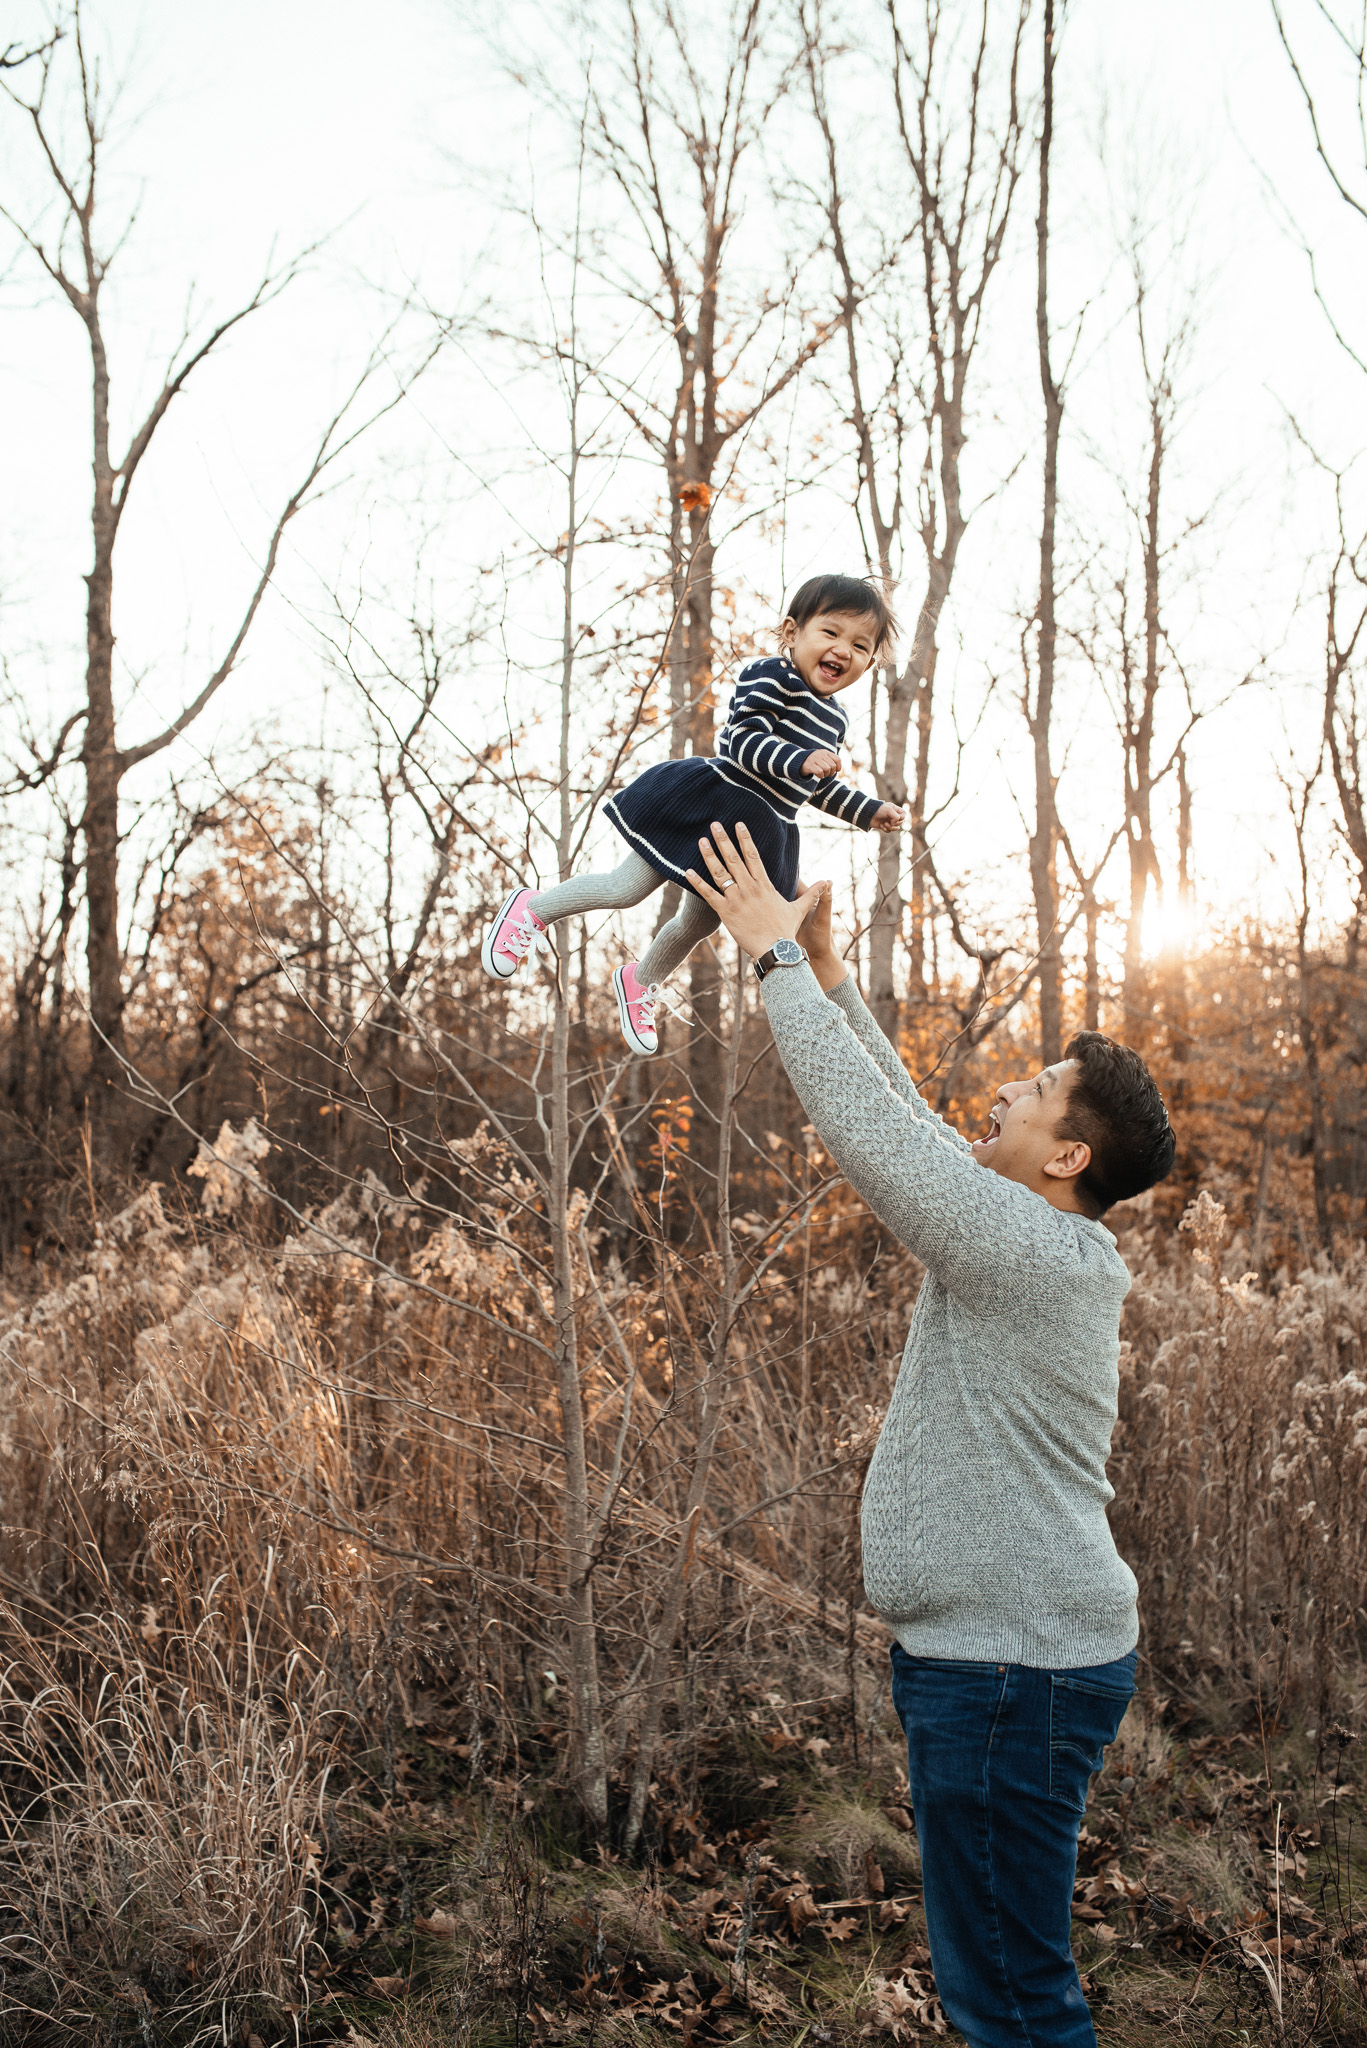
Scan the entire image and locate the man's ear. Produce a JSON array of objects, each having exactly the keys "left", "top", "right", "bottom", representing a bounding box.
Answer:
[
  {"left": 1043, "top": 1139, "right": 1091, "bottom": 1184},
  {"left": 779, "top": 614, "right": 797, "bottom": 646}
]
